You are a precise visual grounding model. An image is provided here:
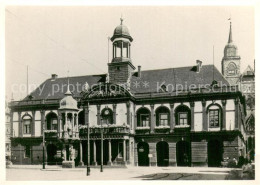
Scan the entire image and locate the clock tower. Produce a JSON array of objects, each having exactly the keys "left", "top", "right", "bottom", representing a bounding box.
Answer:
[{"left": 221, "top": 21, "right": 241, "bottom": 85}]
